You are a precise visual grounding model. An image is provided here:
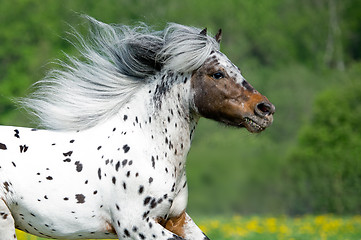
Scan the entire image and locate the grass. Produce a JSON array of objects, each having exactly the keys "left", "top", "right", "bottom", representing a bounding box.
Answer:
[
  {"left": 16, "top": 215, "right": 361, "bottom": 240},
  {"left": 198, "top": 215, "right": 361, "bottom": 240}
]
